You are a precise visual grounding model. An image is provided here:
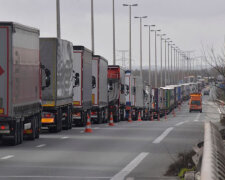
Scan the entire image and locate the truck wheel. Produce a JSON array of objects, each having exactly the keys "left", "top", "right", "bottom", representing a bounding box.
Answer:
[
  {"left": 56, "top": 109, "right": 62, "bottom": 132},
  {"left": 69, "top": 108, "right": 72, "bottom": 129},
  {"left": 18, "top": 121, "right": 24, "bottom": 144},
  {"left": 28, "top": 117, "right": 36, "bottom": 140},
  {"left": 35, "top": 115, "right": 40, "bottom": 139},
  {"left": 10, "top": 122, "right": 18, "bottom": 146},
  {"left": 97, "top": 111, "right": 103, "bottom": 124},
  {"left": 63, "top": 107, "right": 70, "bottom": 130},
  {"left": 189, "top": 110, "right": 191, "bottom": 113}
]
